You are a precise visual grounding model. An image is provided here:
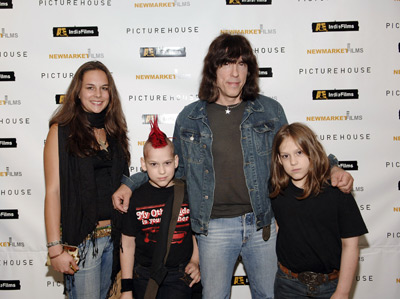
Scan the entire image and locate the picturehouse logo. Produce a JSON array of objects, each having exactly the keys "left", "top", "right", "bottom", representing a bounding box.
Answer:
[
  {"left": 0, "top": 71, "right": 16, "bottom": 81},
  {"left": 339, "top": 160, "right": 358, "bottom": 171},
  {"left": 39, "top": 0, "right": 112, "bottom": 6},
  {"left": 0, "top": 0, "right": 12, "bottom": 9},
  {"left": 226, "top": 0, "right": 271, "bottom": 5},
  {"left": 0, "top": 138, "right": 17, "bottom": 148},
  {"left": 0, "top": 280, "right": 21, "bottom": 290},
  {"left": 140, "top": 47, "right": 186, "bottom": 57},
  {"left": 53, "top": 26, "right": 99, "bottom": 37},
  {"left": 312, "top": 21, "right": 359, "bottom": 32},
  {"left": 312, "top": 89, "right": 359, "bottom": 100},
  {"left": 259, "top": 67, "right": 273, "bottom": 78},
  {"left": 0, "top": 209, "right": 19, "bottom": 219}
]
